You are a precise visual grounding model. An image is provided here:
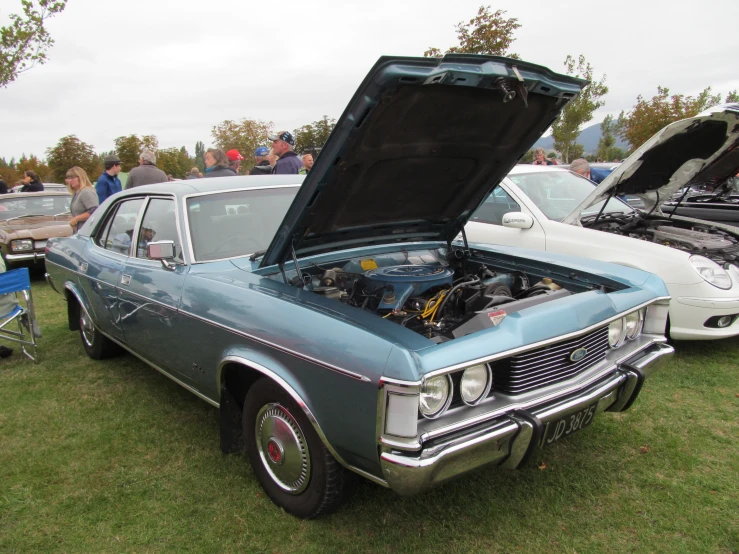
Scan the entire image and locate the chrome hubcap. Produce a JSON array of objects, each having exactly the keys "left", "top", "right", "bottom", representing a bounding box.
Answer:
[
  {"left": 80, "top": 310, "right": 95, "bottom": 347},
  {"left": 255, "top": 403, "right": 310, "bottom": 494}
]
